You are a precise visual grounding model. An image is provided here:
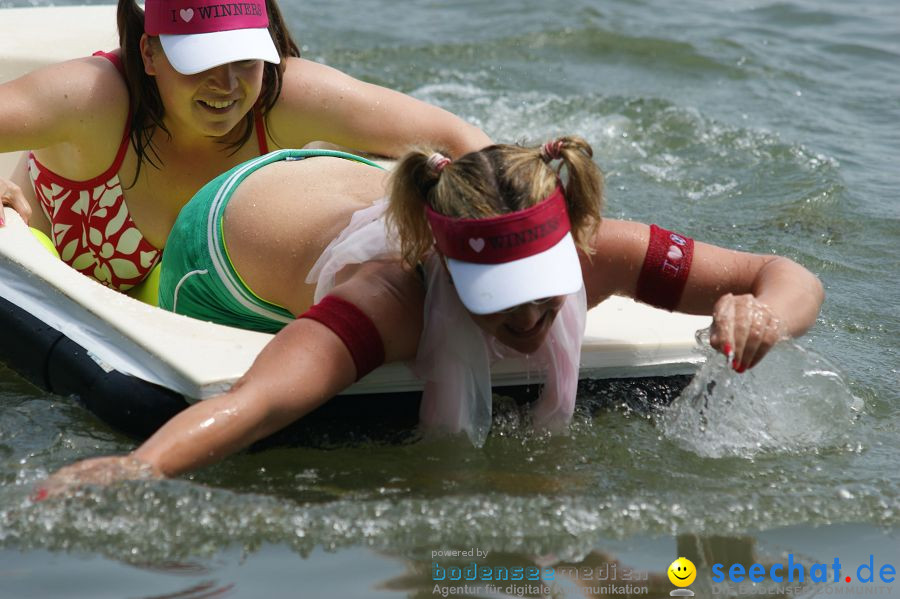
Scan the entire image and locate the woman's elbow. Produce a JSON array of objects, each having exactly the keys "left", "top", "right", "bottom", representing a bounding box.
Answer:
[
  {"left": 774, "top": 256, "right": 825, "bottom": 335},
  {"left": 789, "top": 256, "right": 825, "bottom": 309},
  {"left": 444, "top": 121, "right": 492, "bottom": 156}
]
